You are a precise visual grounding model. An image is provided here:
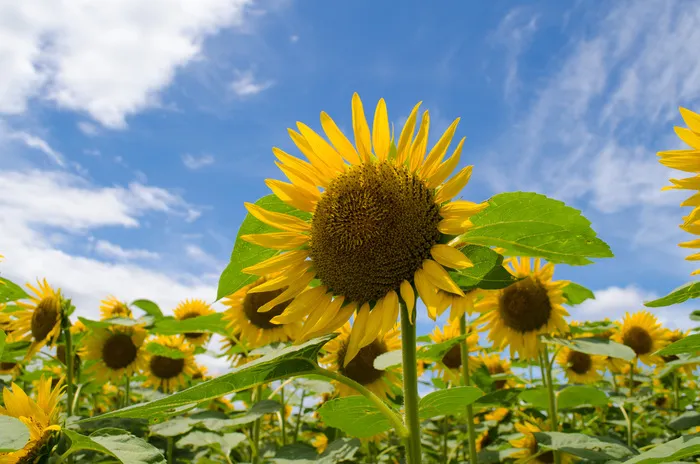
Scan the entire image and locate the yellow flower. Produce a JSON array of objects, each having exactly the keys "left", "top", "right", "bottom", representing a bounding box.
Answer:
[
  {"left": 476, "top": 430, "right": 491, "bottom": 452},
  {"left": 143, "top": 336, "right": 197, "bottom": 393},
  {"left": 429, "top": 320, "right": 480, "bottom": 383},
  {"left": 555, "top": 346, "right": 605, "bottom": 384},
  {"left": 484, "top": 407, "right": 510, "bottom": 423},
  {"left": 239, "top": 93, "right": 487, "bottom": 364},
  {"left": 173, "top": 299, "right": 215, "bottom": 346},
  {"left": 99, "top": 296, "right": 133, "bottom": 320},
  {"left": 660, "top": 329, "right": 699, "bottom": 376},
  {"left": 612, "top": 311, "right": 669, "bottom": 367},
  {"left": 320, "top": 323, "right": 401, "bottom": 400},
  {"left": 510, "top": 421, "right": 573, "bottom": 464},
  {"left": 479, "top": 257, "right": 569, "bottom": 360},
  {"left": 82, "top": 325, "right": 148, "bottom": 383},
  {"left": 222, "top": 274, "right": 300, "bottom": 349},
  {"left": 191, "top": 364, "right": 209, "bottom": 381},
  {"left": 0, "top": 376, "right": 64, "bottom": 464},
  {"left": 0, "top": 360, "right": 21, "bottom": 377},
  {"left": 309, "top": 433, "right": 328, "bottom": 454},
  {"left": 480, "top": 353, "right": 515, "bottom": 389},
  {"left": 10, "top": 279, "right": 63, "bottom": 358},
  {"left": 70, "top": 319, "right": 87, "bottom": 335}
]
